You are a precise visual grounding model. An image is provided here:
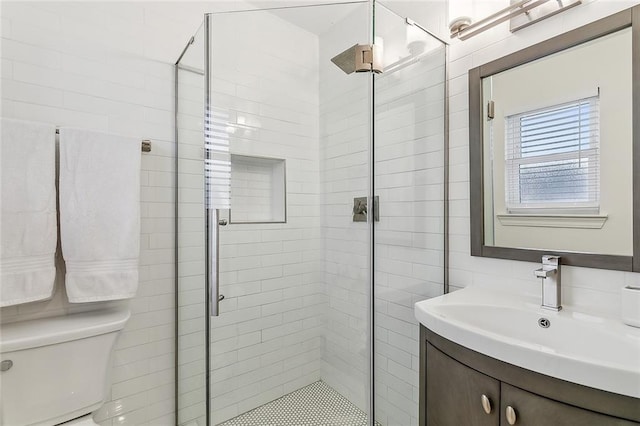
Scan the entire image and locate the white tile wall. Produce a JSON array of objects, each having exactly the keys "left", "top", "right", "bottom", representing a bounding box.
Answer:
[
  {"left": 317, "top": 5, "right": 448, "bottom": 426},
  {"left": 230, "top": 155, "right": 286, "bottom": 224},
  {"left": 447, "top": 0, "right": 640, "bottom": 318},
  {"left": 318, "top": 3, "right": 372, "bottom": 414},
  {"left": 2, "top": 2, "right": 448, "bottom": 426},
  {"left": 0, "top": 2, "right": 215, "bottom": 425},
  {"left": 7, "top": 0, "right": 635, "bottom": 424}
]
